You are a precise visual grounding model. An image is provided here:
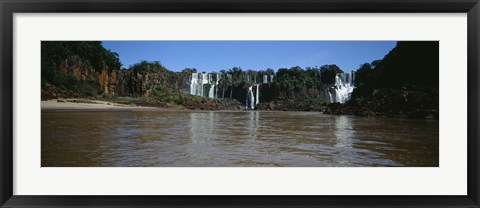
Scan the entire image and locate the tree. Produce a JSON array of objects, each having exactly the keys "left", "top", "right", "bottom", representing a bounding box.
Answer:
[
  {"left": 265, "top": 68, "right": 275, "bottom": 75},
  {"left": 182, "top": 68, "right": 197, "bottom": 74},
  {"left": 354, "top": 63, "right": 374, "bottom": 87},
  {"left": 246, "top": 69, "right": 257, "bottom": 84},
  {"left": 374, "top": 41, "right": 439, "bottom": 88},
  {"left": 131, "top": 60, "right": 165, "bottom": 73},
  {"left": 319, "top": 64, "right": 343, "bottom": 84}
]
